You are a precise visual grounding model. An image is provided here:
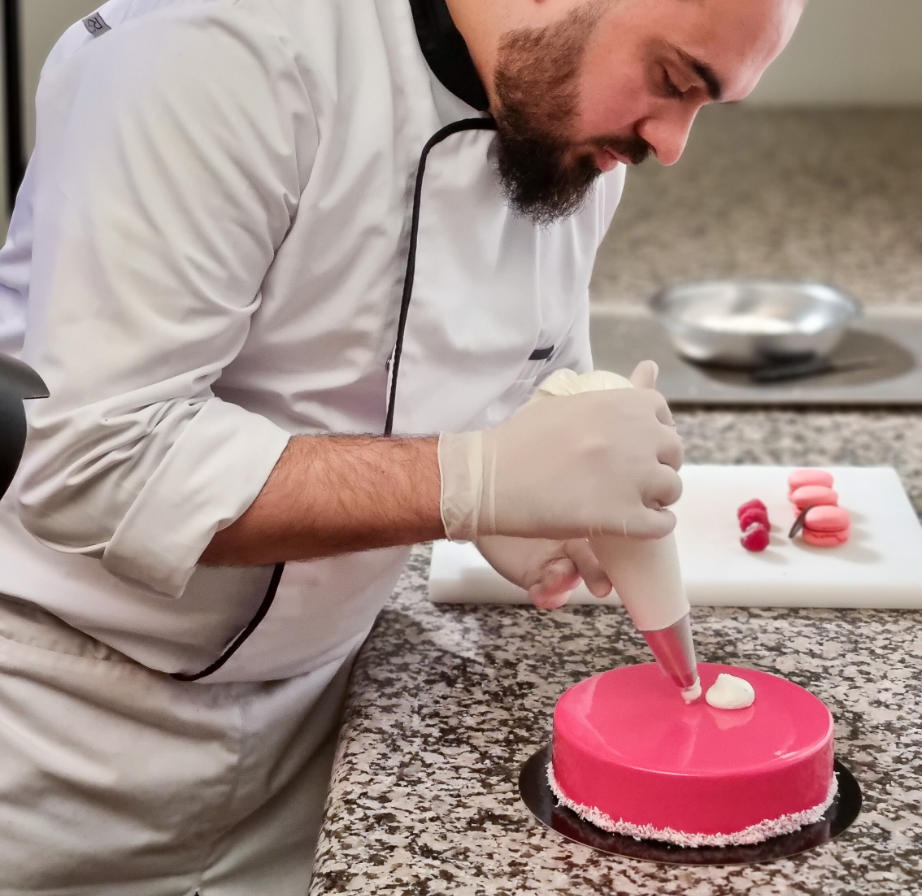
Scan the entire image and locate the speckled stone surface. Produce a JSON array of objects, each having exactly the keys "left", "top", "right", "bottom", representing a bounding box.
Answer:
[
  {"left": 310, "top": 109, "right": 922, "bottom": 895},
  {"left": 590, "top": 106, "right": 922, "bottom": 309}
]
